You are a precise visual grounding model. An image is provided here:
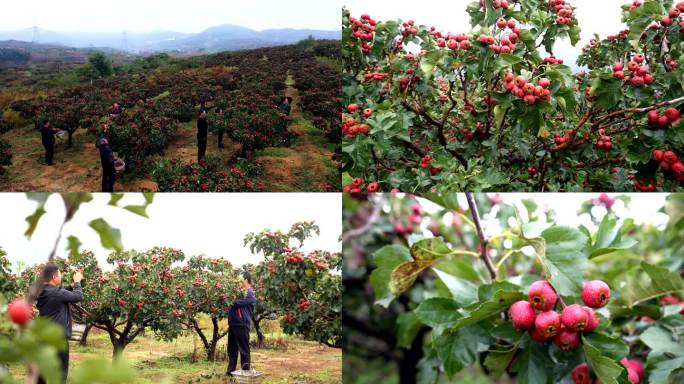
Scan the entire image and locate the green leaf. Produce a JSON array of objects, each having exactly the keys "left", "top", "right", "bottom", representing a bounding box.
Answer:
[
  {"left": 414, "top": 297, "right": 462, "bottom": 332},
  {"left": 640, "top": 326, "right": 684, "bottom": 358},
  {"left": 70, "top": 357, "right": 136, "bottom": 384},
  {"left": 583, "top": 336, "right": 625, "bottom": 384},
  {"left": 591, "top": 215, "right": 638, "bottom": 258},
  {"left": 24, "top": 206, "right": 47, "bottom": 239},
  {"left": 122, "top": 205, "right": 149, "bottom": 218},
  {"left": 582, "top": 332, "right": 629, "bottom": 361},
  {"left": 416, "top": 349, "right": 441, "bottom": 384},
  {"left": 484, "top": 344, "right": 519, "bottom": 379},
  {"left": 453, "top": 289, "right": 523, "bottom": 329},
  {"left": 410, "top": 238, "right": 452, "bottom": 260},
  {"left": 390, "top": 259, "right": 439, "bottom": 296},
  {"left": 620, "top": 262, "right": 684, "bottom": 308},
  {"left": 66, "top": 236, "right": 82, "bottom": 260},
  {"left": 591, "top": 76, "right": 622, "bottom": 110},
  {"left": 369, "top": 245, "right": 412, "bottom": 307},
  {"left": 432, "top": 269, "right": 478, "bottom": 306},
  {"left": 648, "top": 356, "right": 684, "bottom": 384},
  {"left": 60, "top": 193, "right": 93, "bottom": 221},
  {"left": 494, "top": 54, "right": 523, "bottom": 72},
  {"left": 396, "top": 311, "right": 423, "bottom": 348},
  {"left": 512, "top": 340, "right": 550, "bottom": 384},
  {"left": 88, "top": 218, "right": 123, "bottom": 252},
  {"left": 107, "top": 193, "right": 125, "bottom": 206},
  {"left": 433, "top": 325, "right": 491, "bottom": 378},
  {"left": 539, "top": 226, "right": 589, "bottom": 296}
]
